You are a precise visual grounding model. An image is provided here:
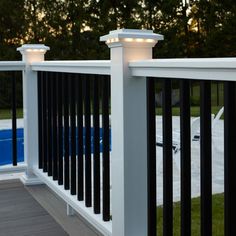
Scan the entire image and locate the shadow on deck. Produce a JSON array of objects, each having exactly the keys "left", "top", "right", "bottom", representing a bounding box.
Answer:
[{"left": 0, "top": 179, "right": 100, "bottom": 236}]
